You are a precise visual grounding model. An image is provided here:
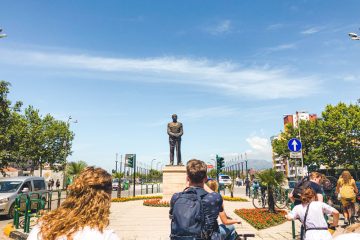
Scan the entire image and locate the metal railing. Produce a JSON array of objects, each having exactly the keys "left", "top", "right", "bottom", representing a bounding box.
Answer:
[{"left": 13, "top": 190, "right": 66, "bottom": 233}]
